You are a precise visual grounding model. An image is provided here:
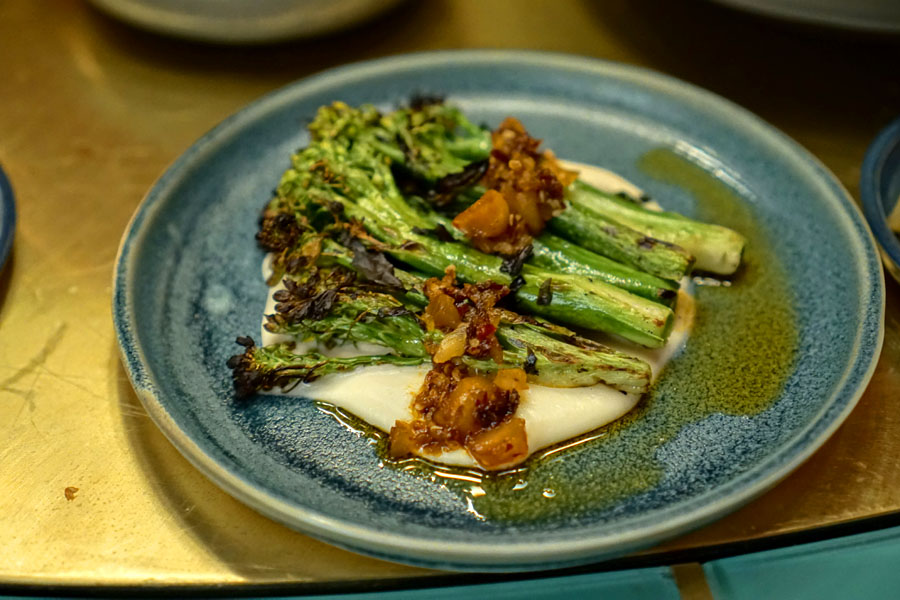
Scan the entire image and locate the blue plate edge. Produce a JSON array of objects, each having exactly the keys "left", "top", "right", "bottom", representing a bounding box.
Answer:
[
  {"left": 861, "top": 116, "right": 900, "bottom": 277},
  {"left": 0, "top": 163, "right": 16, "bottom": 270}
]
